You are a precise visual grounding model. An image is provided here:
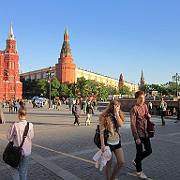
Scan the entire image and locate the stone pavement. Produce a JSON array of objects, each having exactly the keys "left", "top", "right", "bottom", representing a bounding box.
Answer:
[{"left": 0, "top": 104, "right": 180, "bottom": 180}]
